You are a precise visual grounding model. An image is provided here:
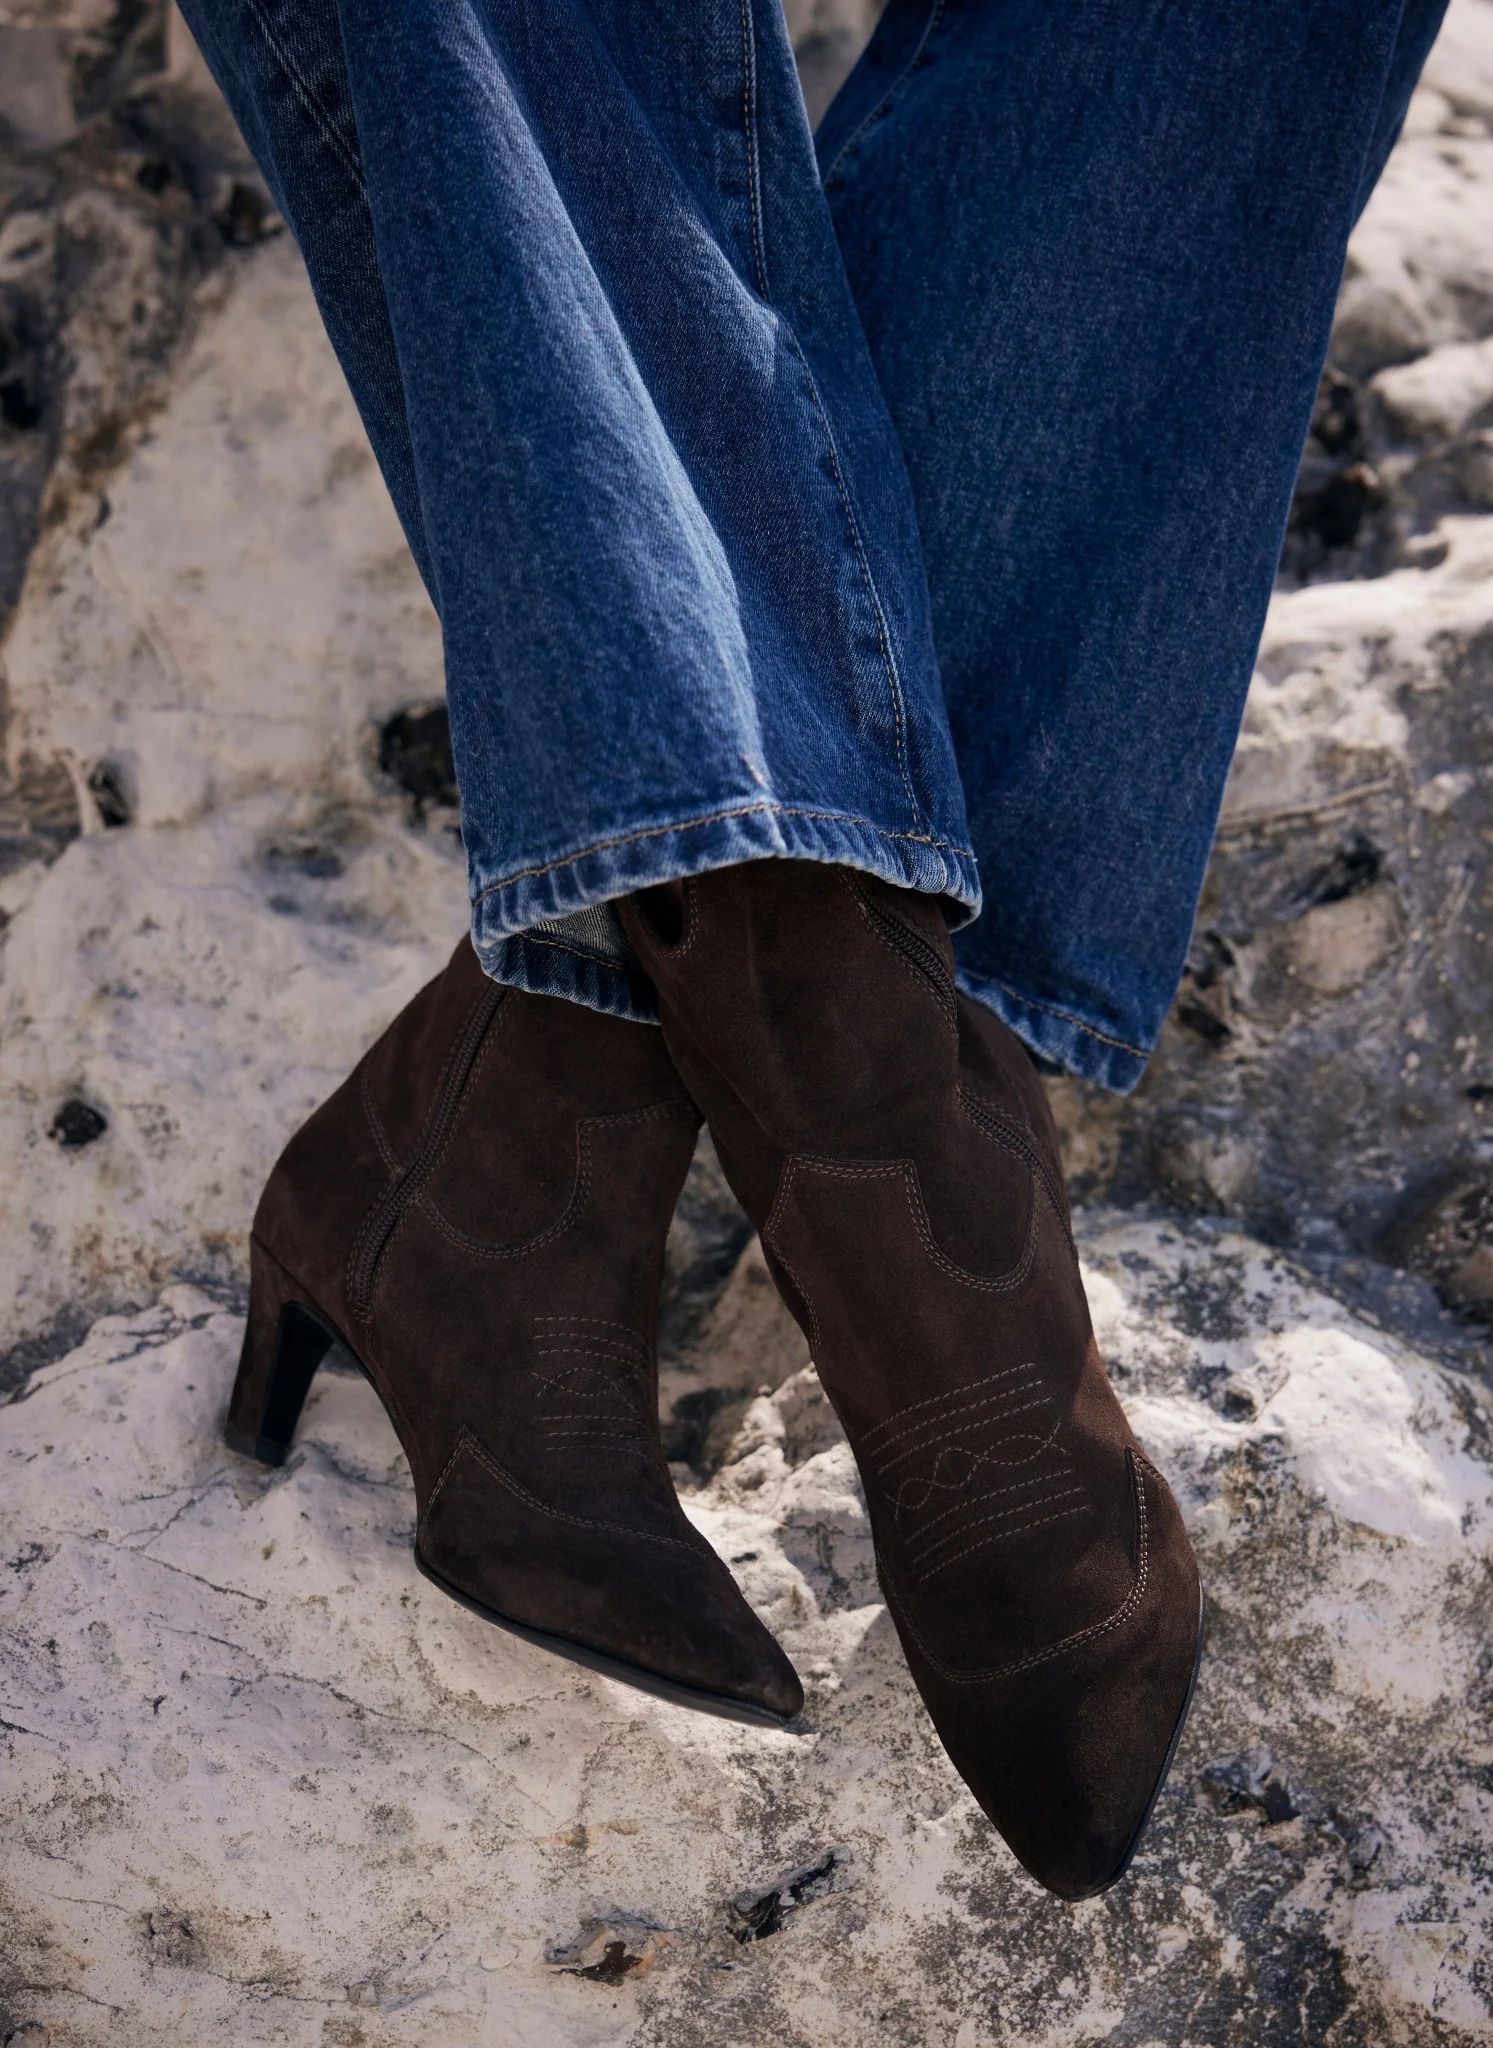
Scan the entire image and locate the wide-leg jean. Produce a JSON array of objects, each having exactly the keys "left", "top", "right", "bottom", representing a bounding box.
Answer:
[{"left": 177, "top": 0, "right": 1447, "bottom": 1090}]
